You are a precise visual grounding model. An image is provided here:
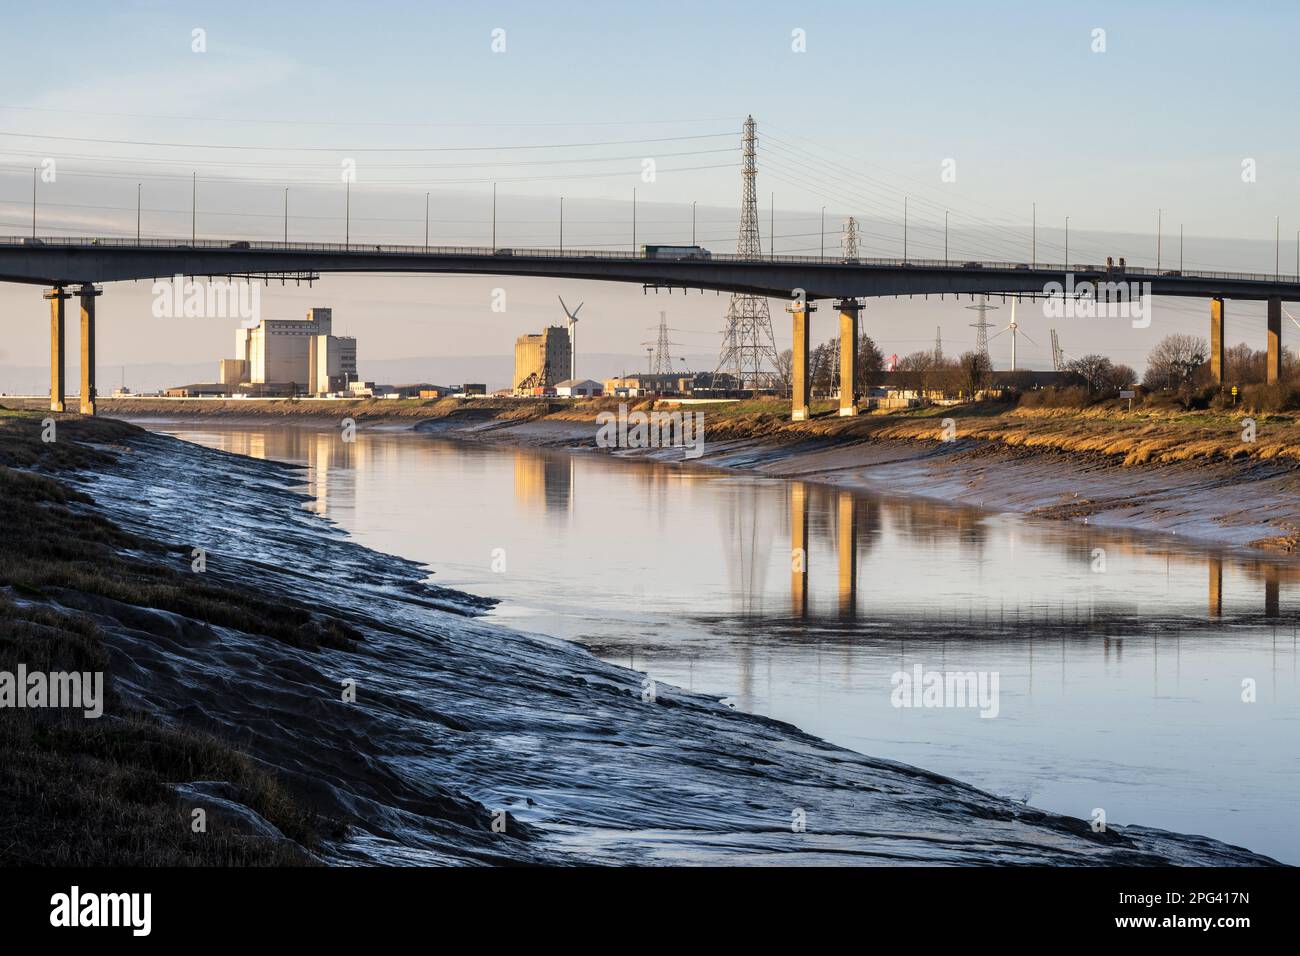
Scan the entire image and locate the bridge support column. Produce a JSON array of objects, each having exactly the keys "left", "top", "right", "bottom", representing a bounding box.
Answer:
[
  {"left": 787, "top": 300, "right": 814, "bottom": 421},
  {"left": 790, "top": 482, "right": 808, "bottom": 617},
  {"left": 44, "top": 286, "right": 70, "bottom": 413},
  {"left": 1210, "top": 297, "right": 1226, "bottom": 385},
  {"left": 1266, "top": 296, "right": 1282, "bottom": 384},
  {"left": 79, "top": 284, "right": 102, "bottom": 415},
  {"left": 837, "top": 300, "right": 860, "bottom": 416}
]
